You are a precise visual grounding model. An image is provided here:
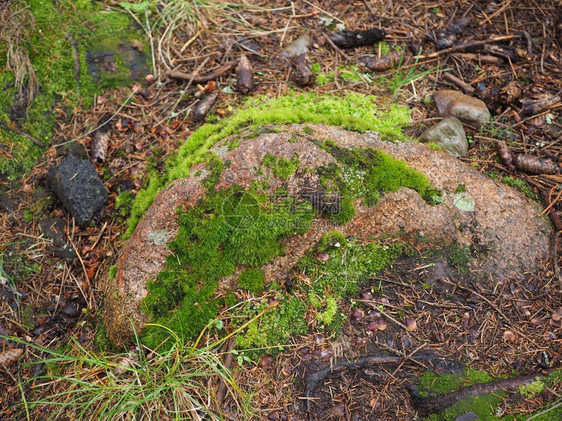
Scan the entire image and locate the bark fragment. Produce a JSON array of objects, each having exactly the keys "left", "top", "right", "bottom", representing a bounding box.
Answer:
[
  {"left": 361, "top": 51, "right": 403, "bottom": 71},
  {"left": 292, "top": 53, "right": 314, "bottom": 87},
  {"left": 191, "top": 89, "right": 220, "bottom": 123},
  {"left": 236, "top": 54, "right": 255, "bottom": 95}
]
